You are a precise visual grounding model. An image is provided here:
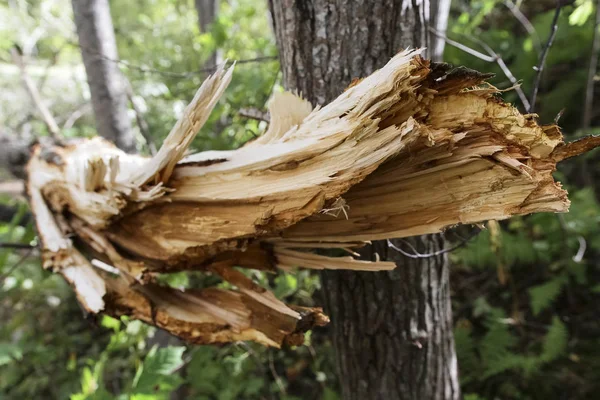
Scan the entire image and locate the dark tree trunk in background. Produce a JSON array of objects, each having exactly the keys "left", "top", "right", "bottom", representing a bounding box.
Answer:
[
  {"left": 194, "top": 0, "right": 219, "bottom": 69},
  {"left": 72, "top": 0, "right": 136, "bottom": 153},
  {"left": 269, "top": 1, "right": 459, "bottom": 399}
]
